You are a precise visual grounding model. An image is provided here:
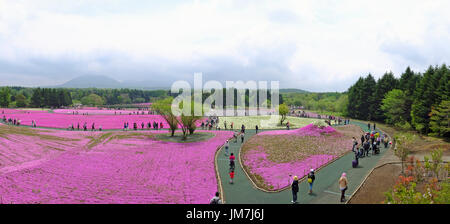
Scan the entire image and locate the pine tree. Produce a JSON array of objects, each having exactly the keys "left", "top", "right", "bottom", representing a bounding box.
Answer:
[
  {"left": 373, "top": 72, "right": 398, "bottom": 121},
  {"left": 0, "top": 87, "right": 11, "bottom": 107},
  {"left": 411, "top": 65, "right": 442, "bottom": 134},
  {"left": 364, "top": 74, "right": 377, "bottom": 121},
  {"left": 398, "top": 67, "right": 421, "bottom": 124},
  {"left": 31, "top": 88, "right": 42, "bottom": 107},
  {"left": 429, "top": 100, "right": 450, "bottom": 137}
]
